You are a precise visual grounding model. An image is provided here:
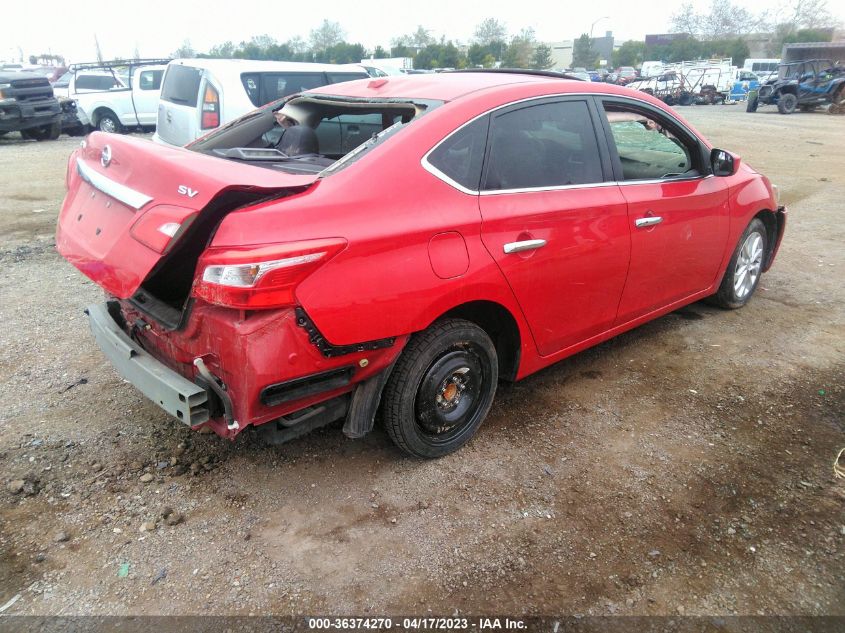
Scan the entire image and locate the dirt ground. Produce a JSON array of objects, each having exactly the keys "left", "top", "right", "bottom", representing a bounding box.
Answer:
[{"left": 0, "top": 105, "right": 842, "bottom": 618}]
